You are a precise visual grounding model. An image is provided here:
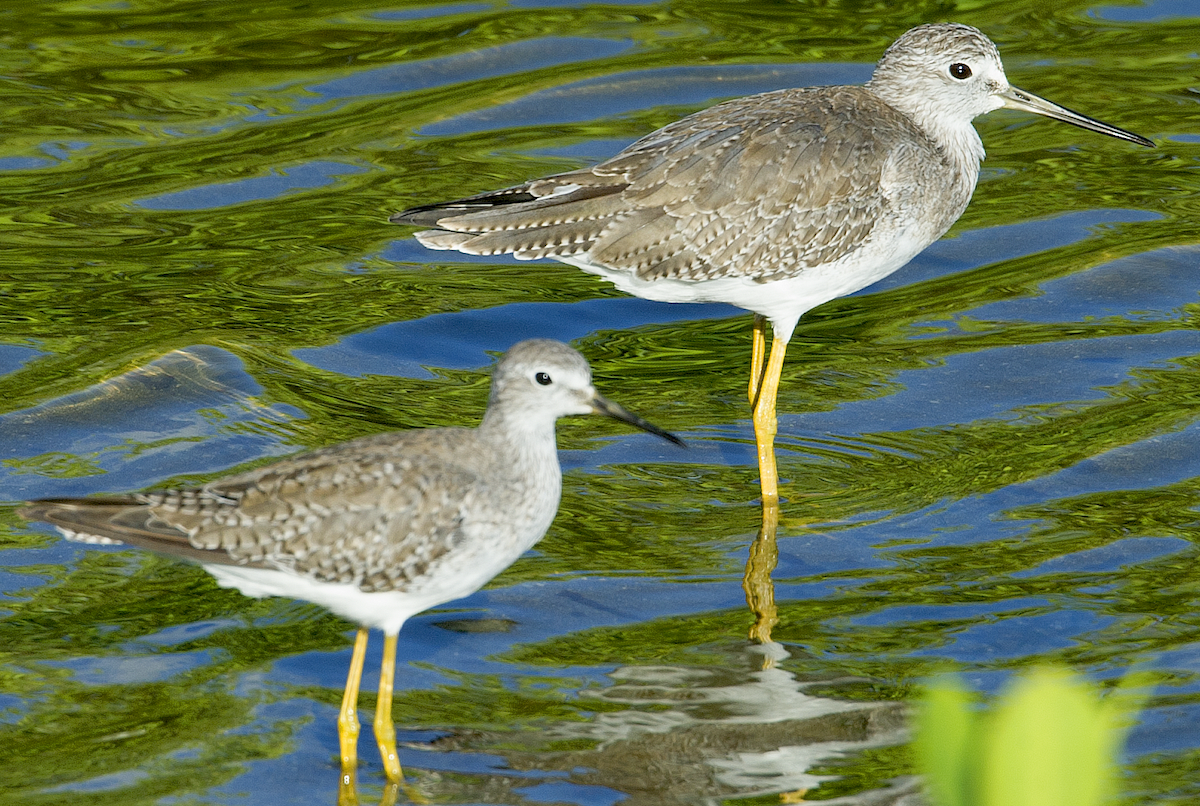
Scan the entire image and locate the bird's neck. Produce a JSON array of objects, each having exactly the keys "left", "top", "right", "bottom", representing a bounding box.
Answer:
[
  {"left": 924, "top": 116, "right": 986, "bottom": 175},
  {"left": 477, "top": 409, "right": 564, "bottom": 520},
  {"left": 867, "top": 80, "right": 986, "bottom": 174},
  {"left": 479, "top": 408, "right": 561, "bottom": 463}
]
